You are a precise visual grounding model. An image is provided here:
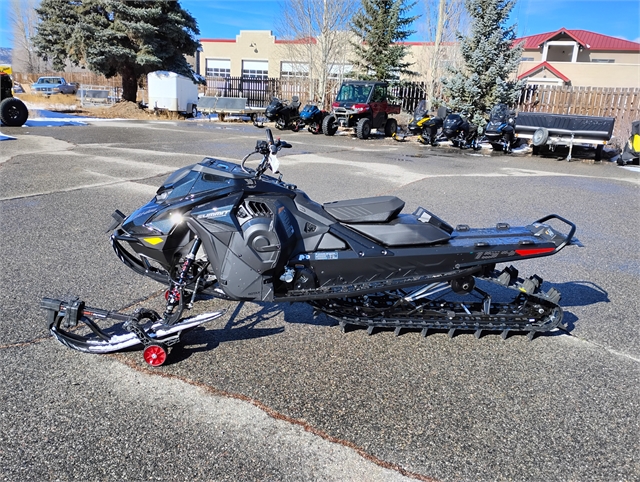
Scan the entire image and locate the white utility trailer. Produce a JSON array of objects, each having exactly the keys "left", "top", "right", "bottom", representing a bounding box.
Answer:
[{"left": 147, "top": 71, "right": 199, "bottom": 117}]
